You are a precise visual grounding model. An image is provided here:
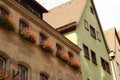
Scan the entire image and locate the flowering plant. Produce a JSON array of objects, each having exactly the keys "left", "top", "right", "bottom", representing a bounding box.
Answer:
[
  {"left": 56, "top": 50, "right": 70, "bottom": 63},
  {"left": 19, "top": 27, "right": 37, "bottom": 43},
  {"left": 70, "top": 59, "right": 80, "bottom": 70},
  {"left": 39, "top": 40, "right": 54, "bottom": 53},
  {"left": 0, "top": 69, "right": 12, "bottom": 80},
  {"left": 0, "top": 15, "right": 15, "bottom": 31}
]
